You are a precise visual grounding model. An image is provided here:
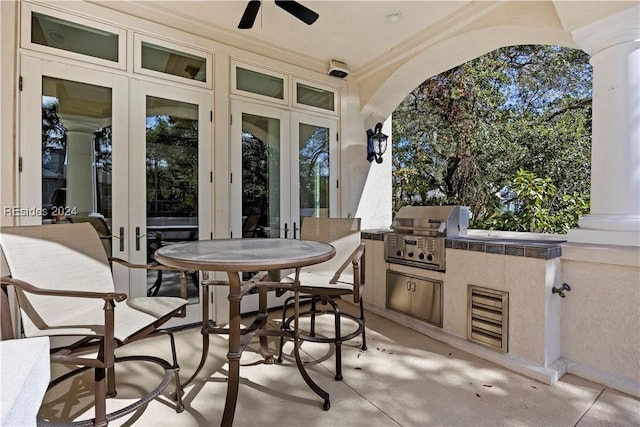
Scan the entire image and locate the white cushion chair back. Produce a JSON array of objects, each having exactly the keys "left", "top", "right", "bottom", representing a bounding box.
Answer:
[
  {"left": 0, "top": 223, "right": 113, "bottom": 338},
  {"left": 299, "top": 217, "right": 361, "bottom": 284},
  {"left": 0, "top": 223, "right": 185, "bottom": 341}
]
